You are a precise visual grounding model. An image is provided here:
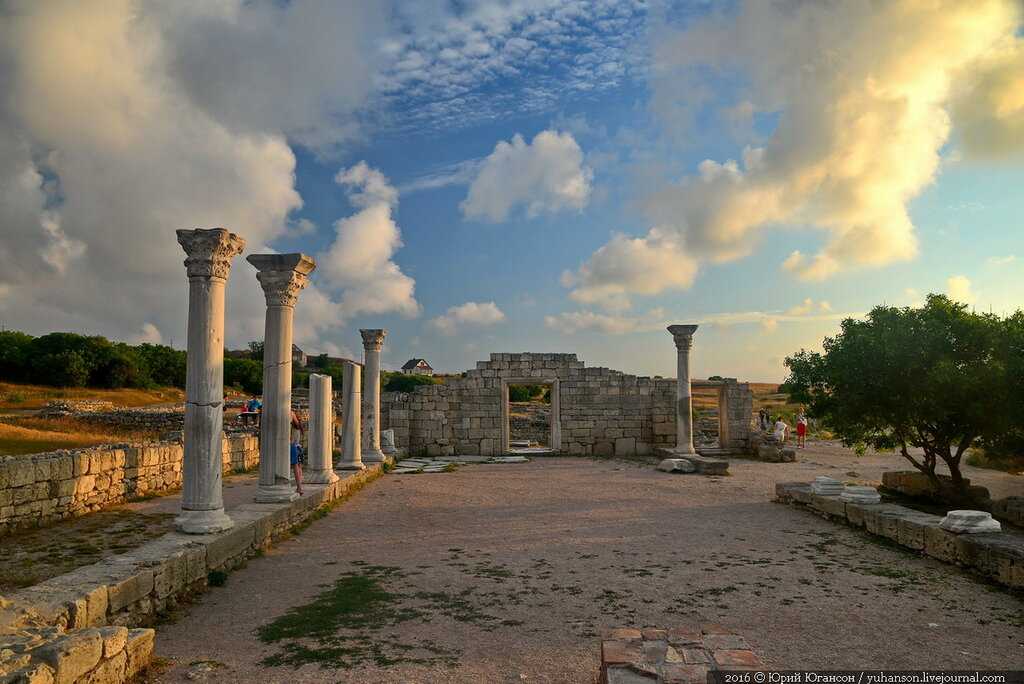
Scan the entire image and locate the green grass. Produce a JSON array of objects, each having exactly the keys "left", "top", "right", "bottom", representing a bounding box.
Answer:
[{"left": 257, "top": 565, "right": 458, "bottom": 669}]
